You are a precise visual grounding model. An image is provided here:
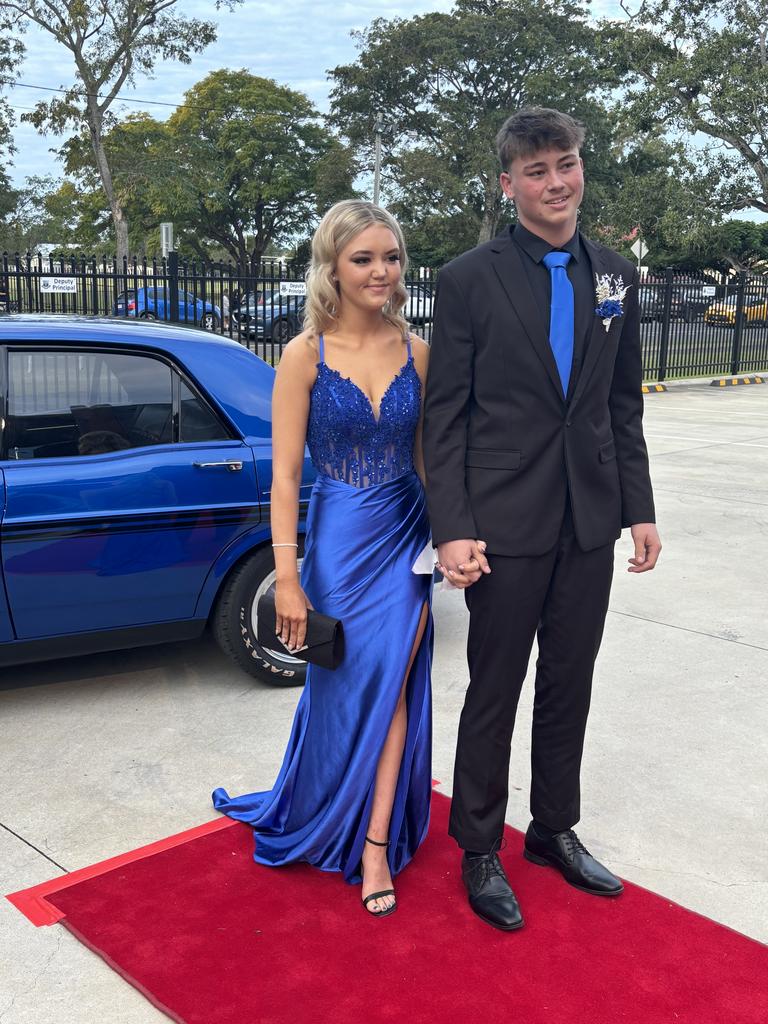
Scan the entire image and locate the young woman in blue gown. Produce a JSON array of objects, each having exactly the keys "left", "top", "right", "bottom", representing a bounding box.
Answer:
[{"left": 213, "top": 201, "right": 467, "bottom": 917}]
